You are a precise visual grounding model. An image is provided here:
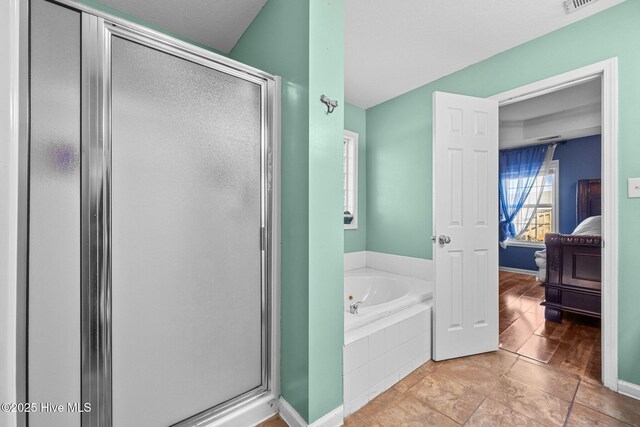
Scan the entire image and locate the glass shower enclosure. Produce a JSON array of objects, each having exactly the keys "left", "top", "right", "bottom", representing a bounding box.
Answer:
[{"left": 27, "top": 1, "right": 279, "bottom": 425}]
